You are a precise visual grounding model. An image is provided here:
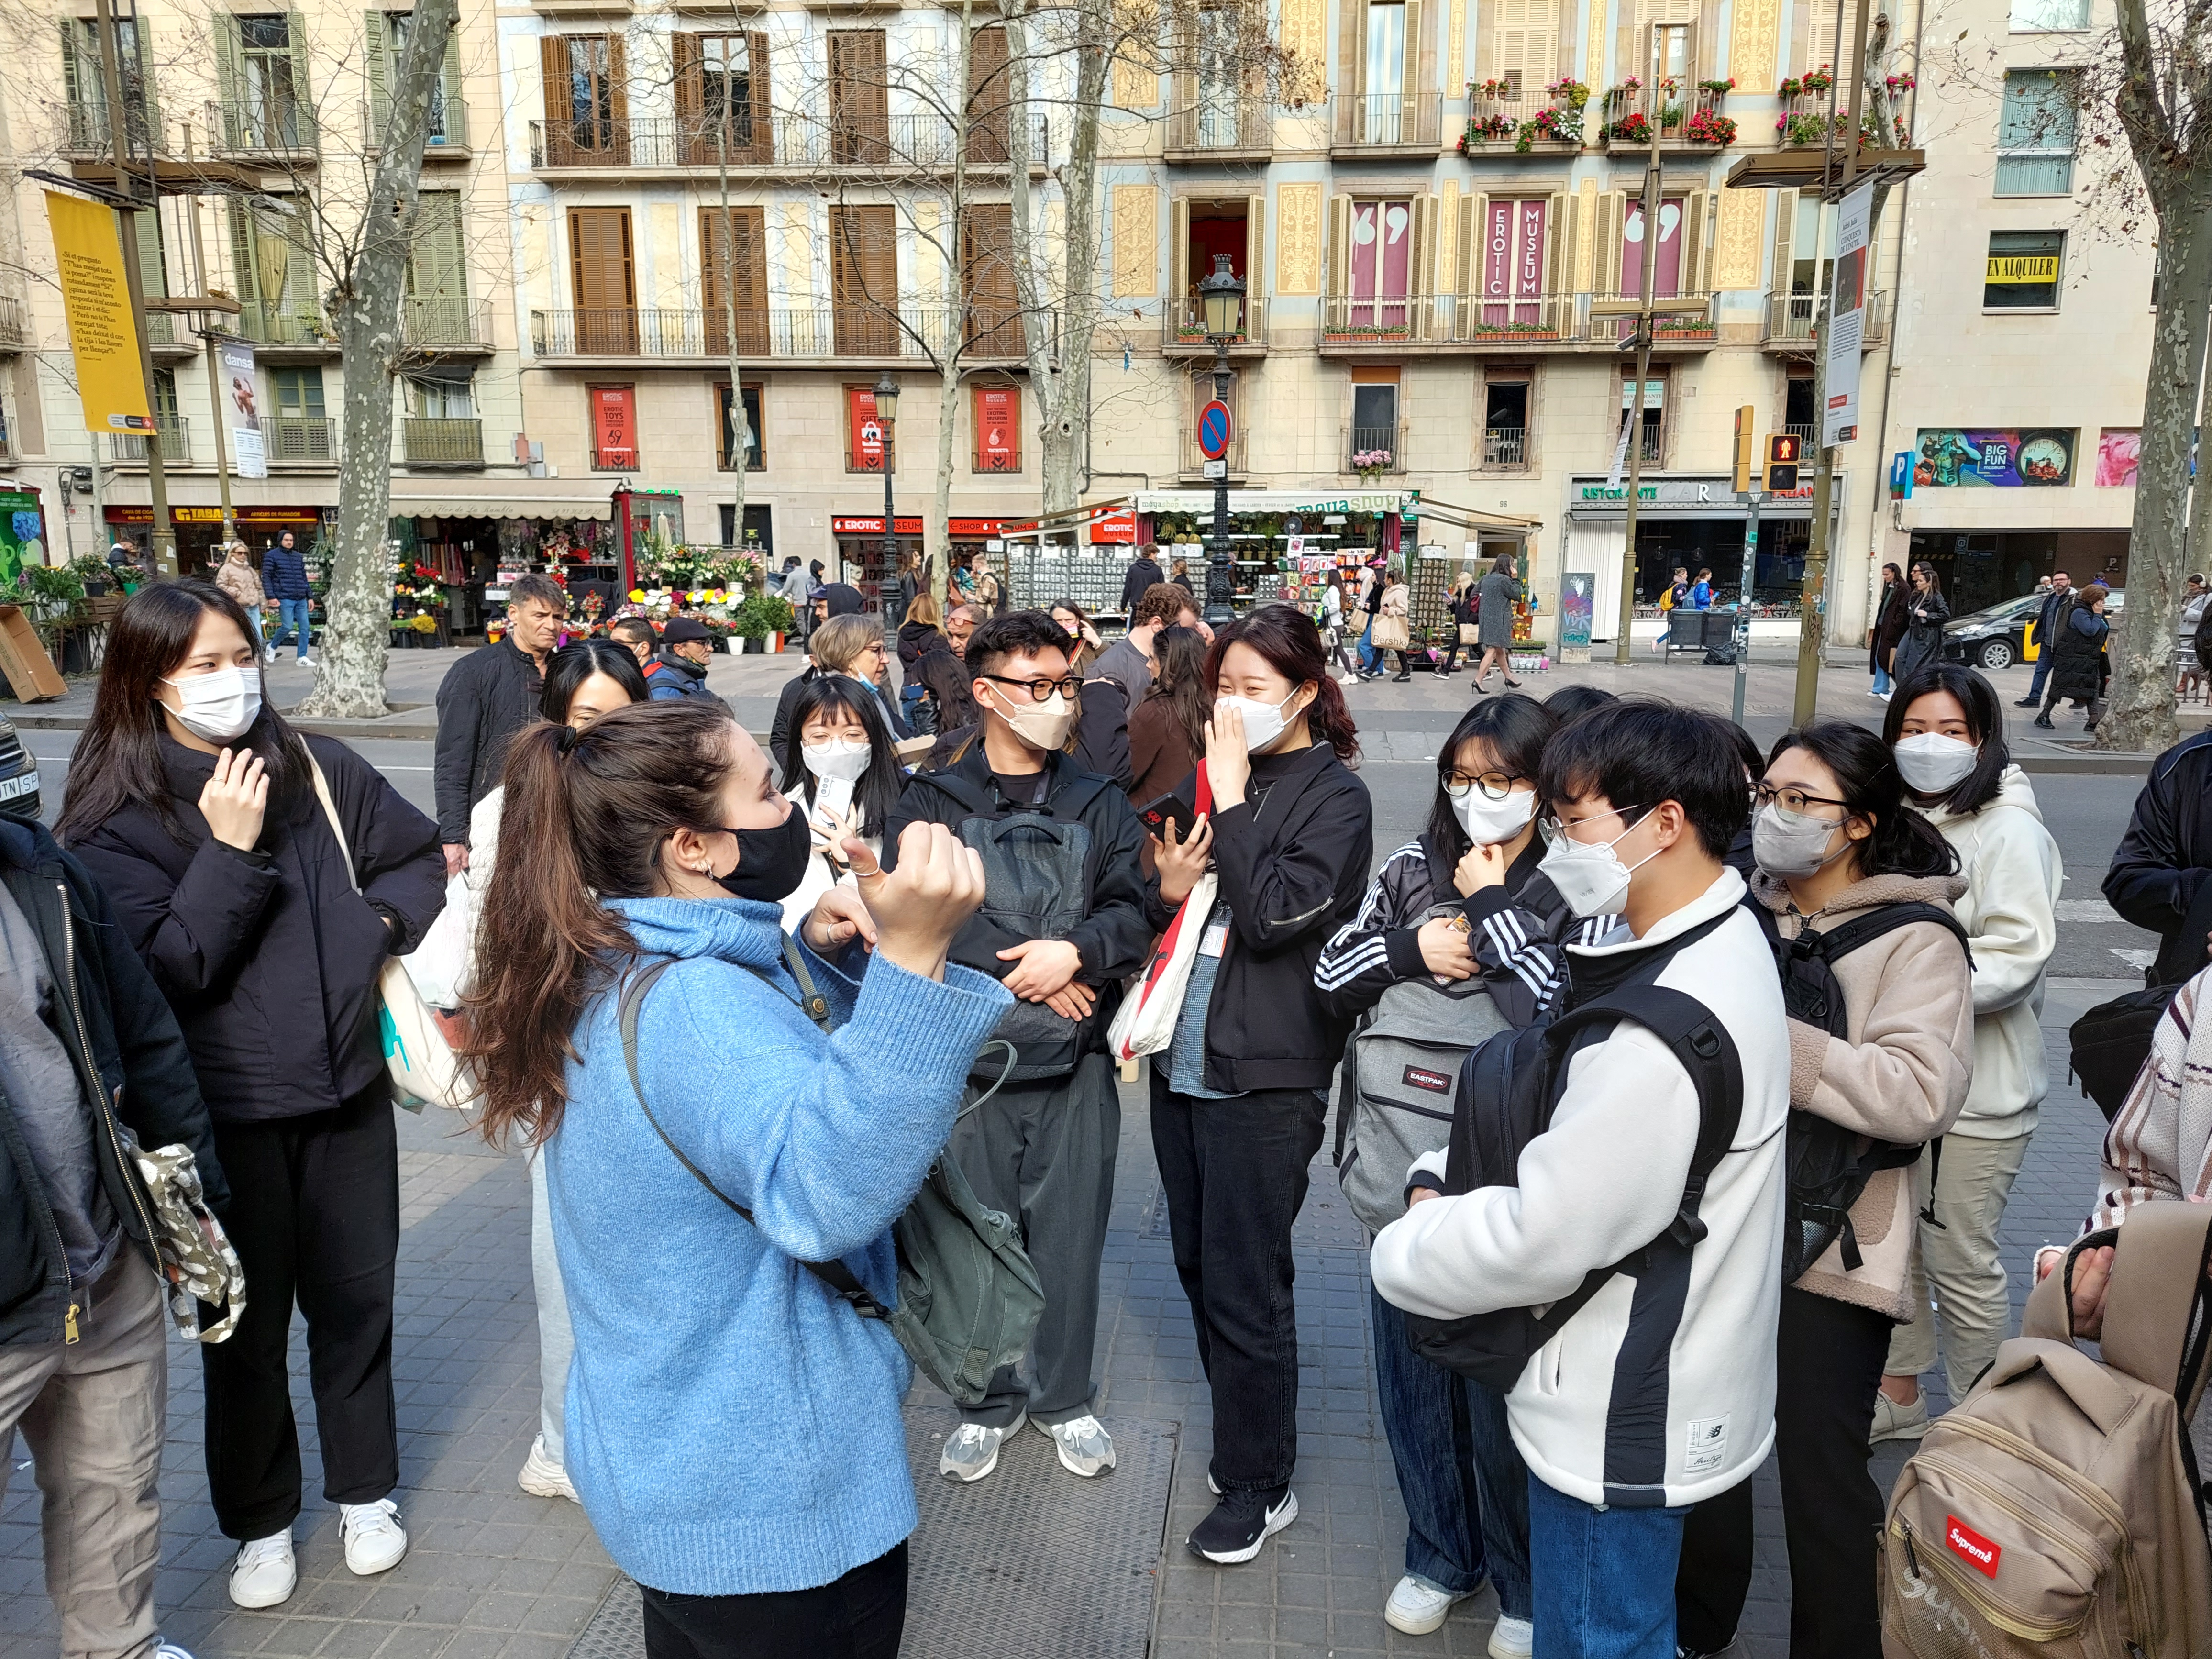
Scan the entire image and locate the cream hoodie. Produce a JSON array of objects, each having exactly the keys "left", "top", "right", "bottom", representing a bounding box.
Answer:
[{"left": 1919, "top": 765, "right": 2063, "bottom": 1140}]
